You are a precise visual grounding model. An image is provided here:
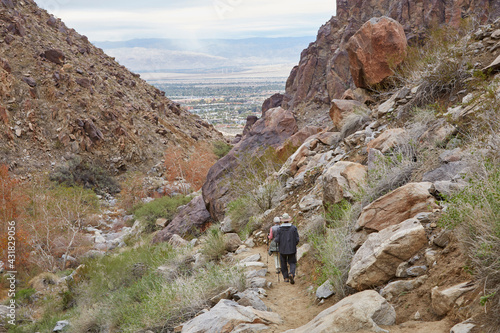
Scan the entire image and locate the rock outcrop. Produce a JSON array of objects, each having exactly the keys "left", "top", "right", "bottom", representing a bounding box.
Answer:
[
  {"left": 179, "top": 299, "right": 283, "bottom": 333},
  {"left": 202, "top": 107, "right": 297, "bottom": 221},
  {"left": 346, "top": 16, "right": 407, "bottom": 88},
  {"left": 282, "top": 0, "right": 500, "bottom": 128},
  {"left": 347, "top": 218, "right": 428, "bottom": 290},
  {"left": 285, "top": 290, "right": 395, "bottom": 333},
  {"left": 152, "top": 195, "right": 211, "bottom": 243},
  {"left": 356, "top": 182, "right": 438, "bottom": 232}
]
